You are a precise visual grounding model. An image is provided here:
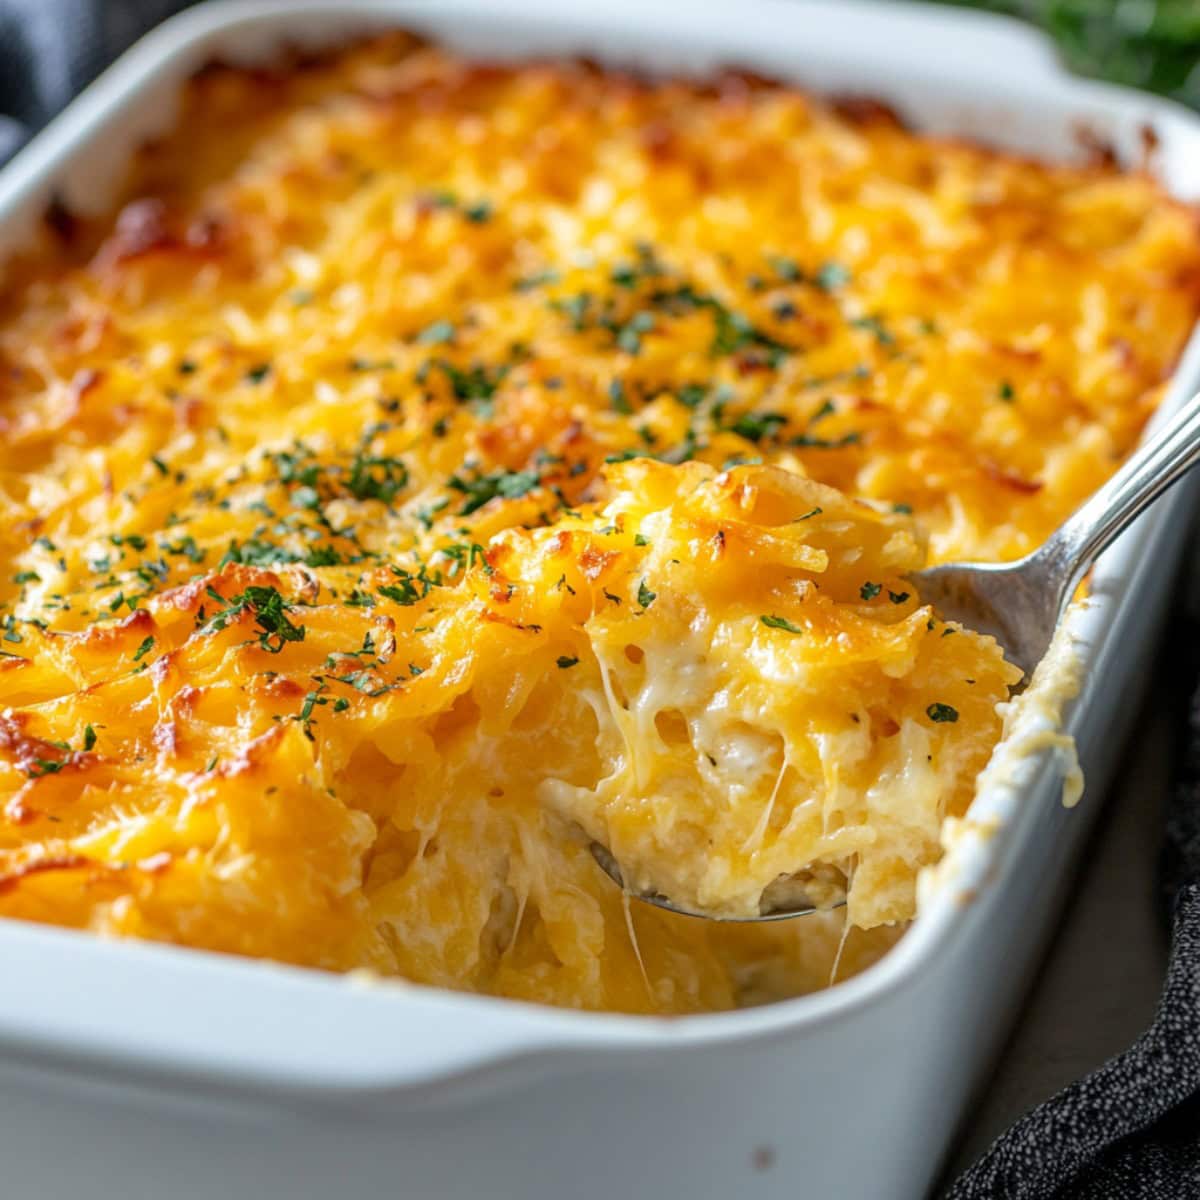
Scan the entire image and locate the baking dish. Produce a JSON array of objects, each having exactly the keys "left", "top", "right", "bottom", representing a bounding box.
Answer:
[{"left": 1, "top": 2, "right": 1199, "bottom": 1197}]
